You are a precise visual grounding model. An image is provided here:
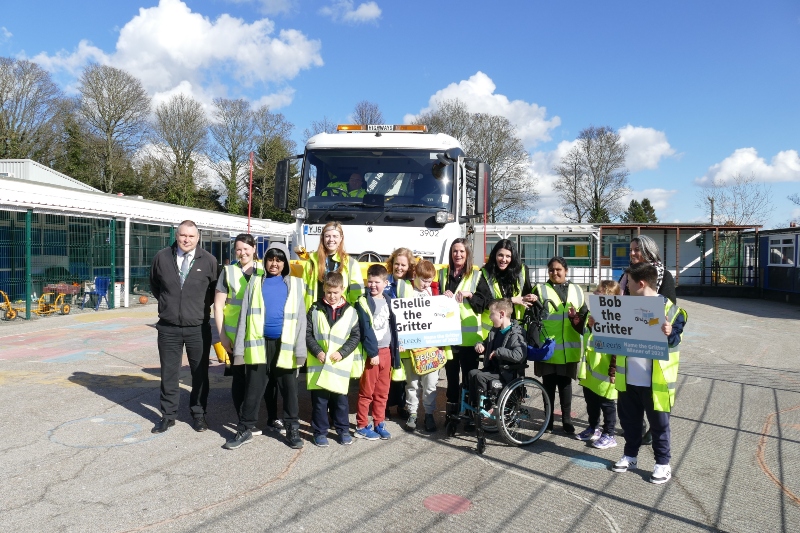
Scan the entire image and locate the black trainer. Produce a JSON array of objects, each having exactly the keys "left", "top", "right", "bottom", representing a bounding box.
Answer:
[
  {"left": 286, "top": 426, "right": 304, "bottom": 449},
  {"left": 223, "top": 429, "right": 253, "bottom": 450}
]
